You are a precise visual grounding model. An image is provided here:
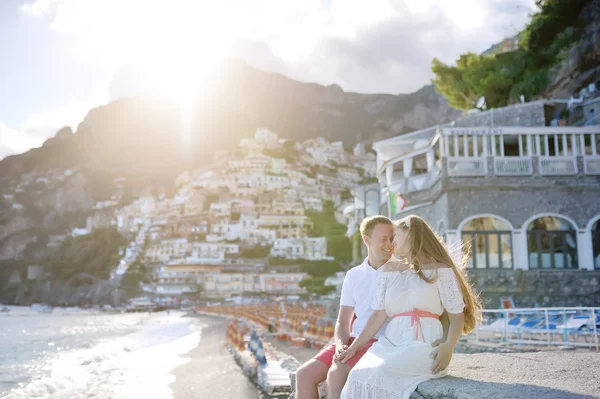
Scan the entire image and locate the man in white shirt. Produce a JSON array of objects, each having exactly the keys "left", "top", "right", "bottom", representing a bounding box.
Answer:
[{"left": 295, "top": 215, "right": 395, "bottom": 399}]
